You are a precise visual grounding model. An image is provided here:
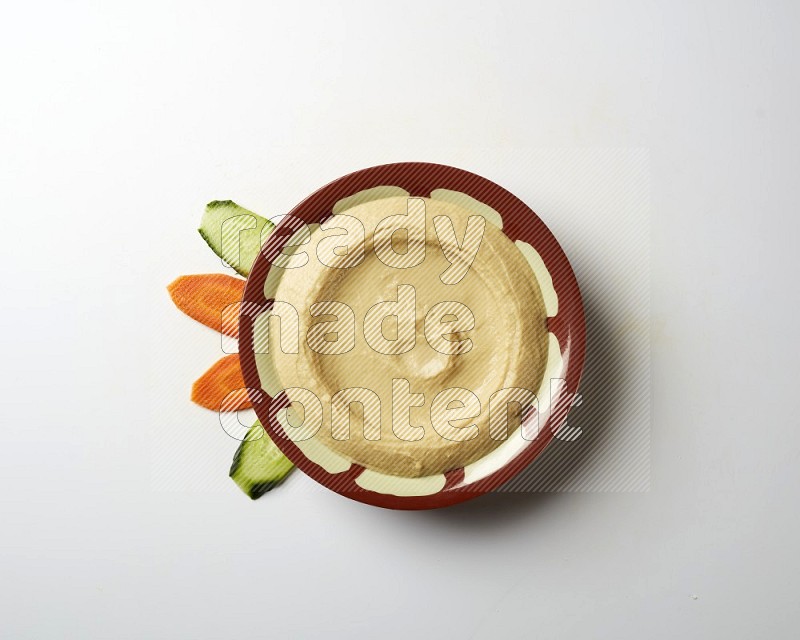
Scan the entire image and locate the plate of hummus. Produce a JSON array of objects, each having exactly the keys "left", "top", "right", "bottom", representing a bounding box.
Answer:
[{"left": 239, "top": 162, "right": 585, "bottom": 509}]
